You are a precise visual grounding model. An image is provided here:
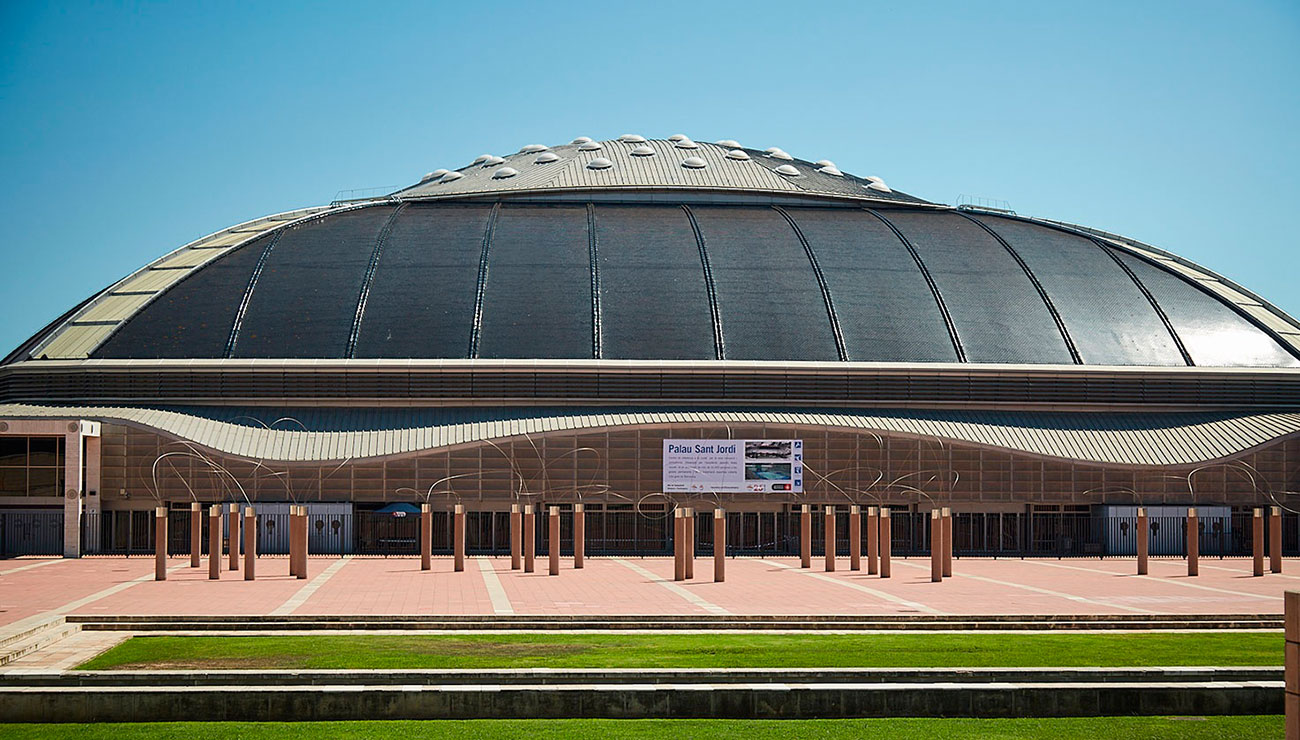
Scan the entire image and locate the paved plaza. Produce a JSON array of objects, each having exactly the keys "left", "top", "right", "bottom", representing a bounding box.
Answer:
[{"left": 2, "top": 555, "right": 1294, "bottom": 630}]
